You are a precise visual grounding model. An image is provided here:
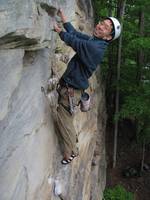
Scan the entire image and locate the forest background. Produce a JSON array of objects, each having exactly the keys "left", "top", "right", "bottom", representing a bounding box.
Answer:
[{"left": 92, "top": 0, "right": 150, "bottom": 199}]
